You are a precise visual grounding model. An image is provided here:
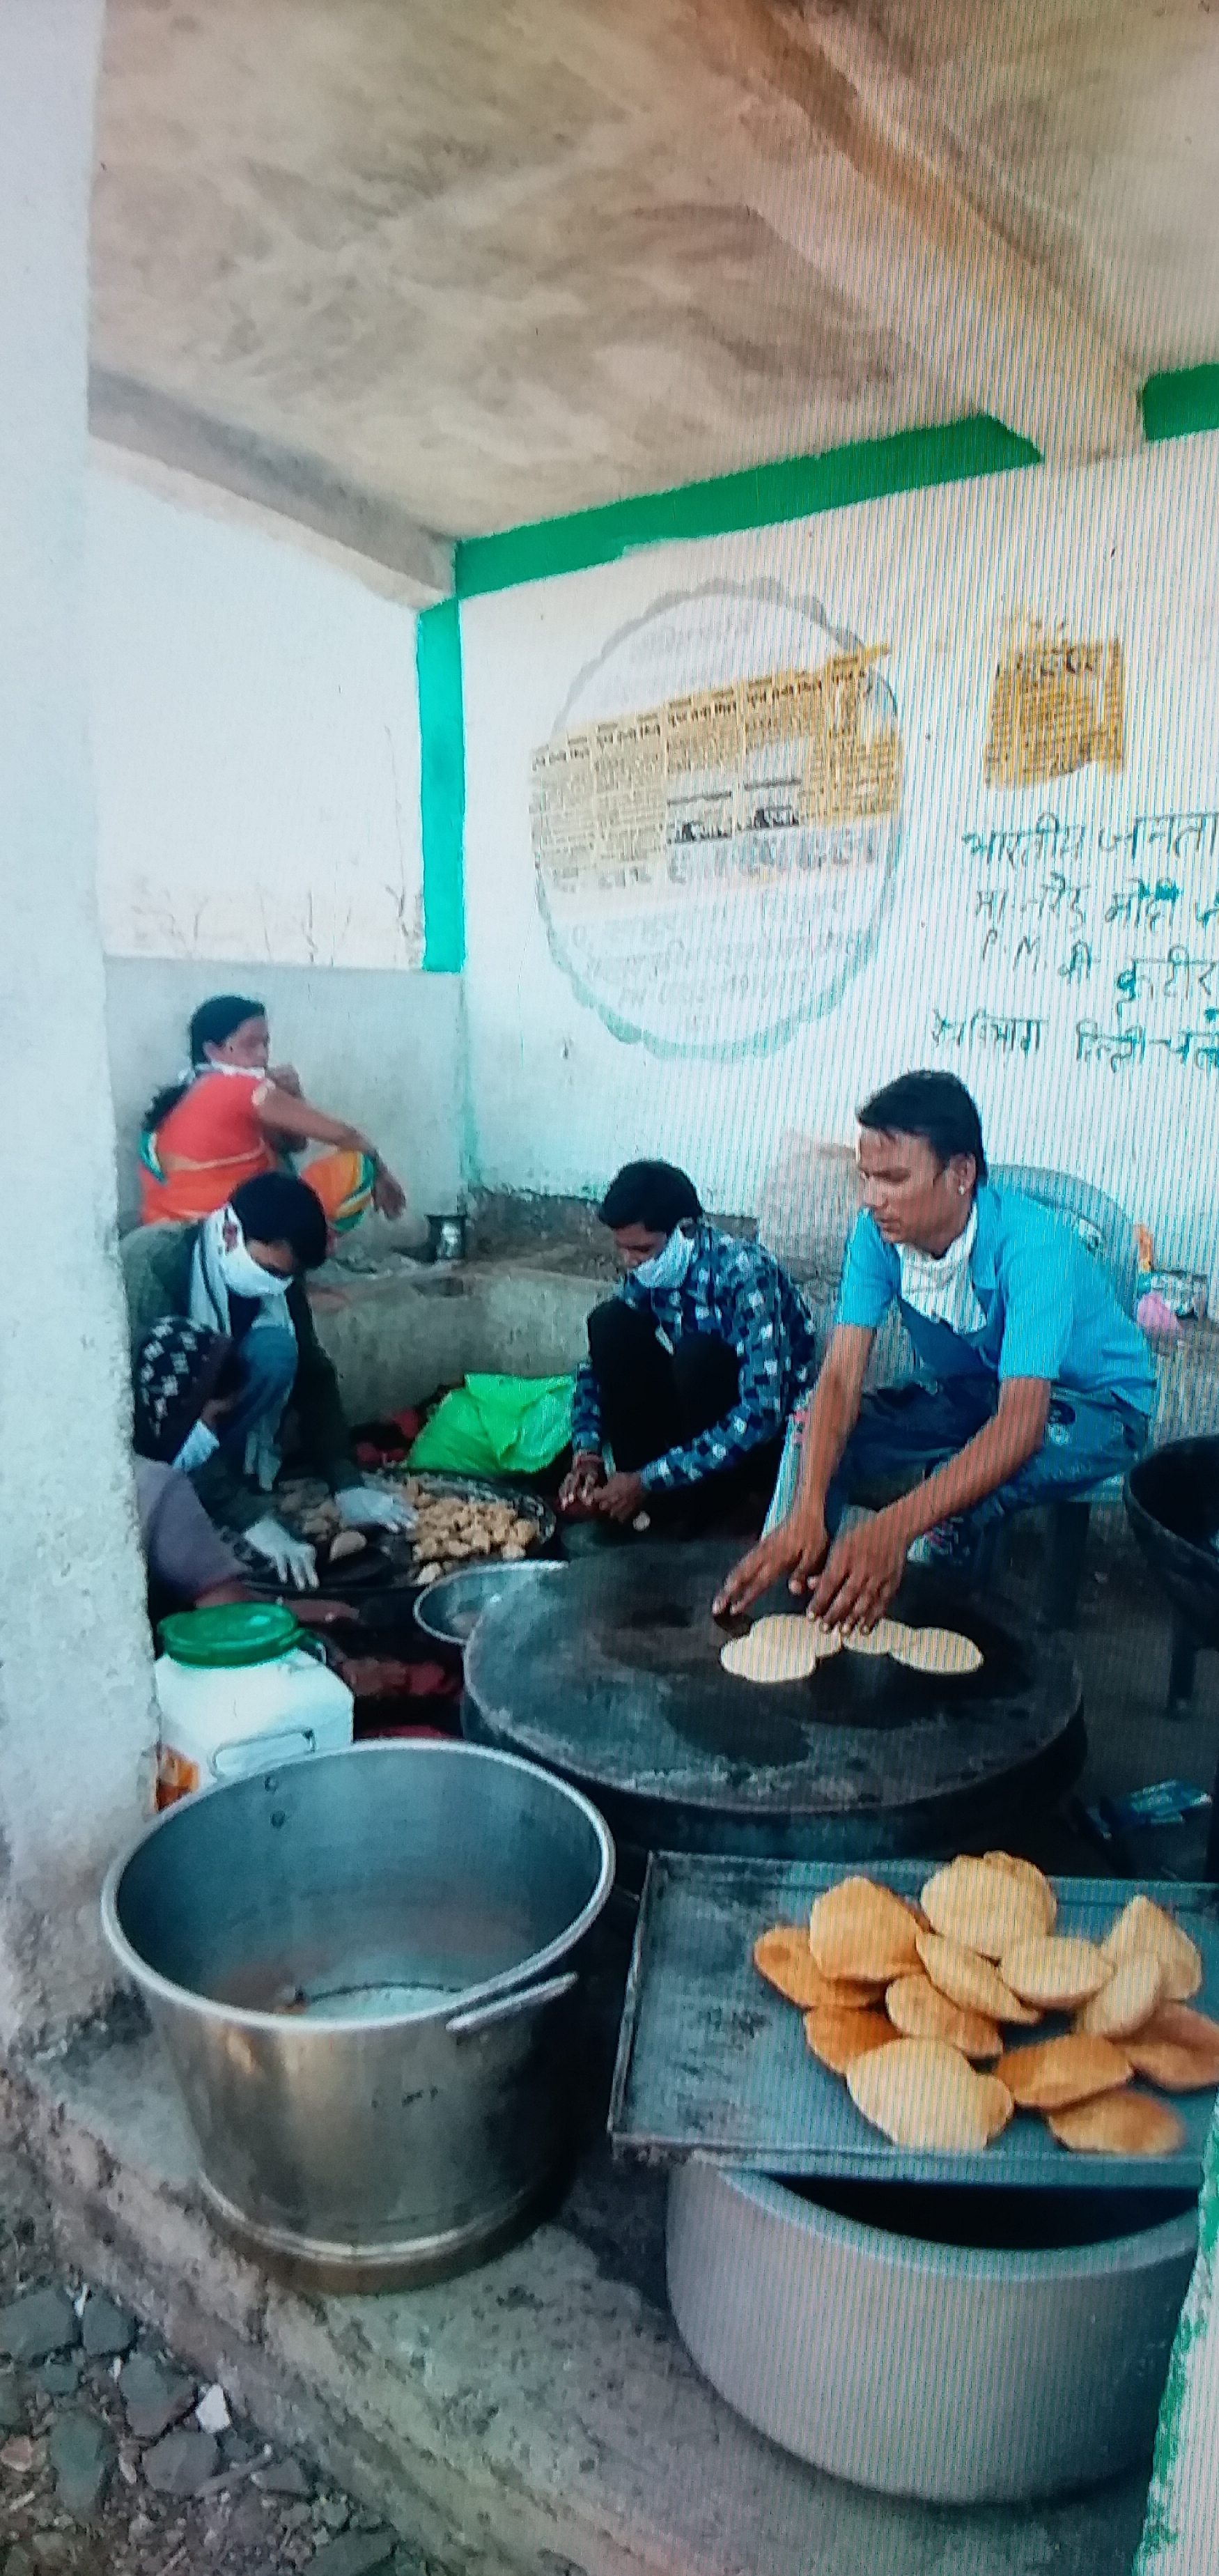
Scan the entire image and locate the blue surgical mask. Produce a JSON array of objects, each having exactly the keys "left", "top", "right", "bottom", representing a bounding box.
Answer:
[{"left": 635, "top": 1223, "right": 697, "bottom": 1293}]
